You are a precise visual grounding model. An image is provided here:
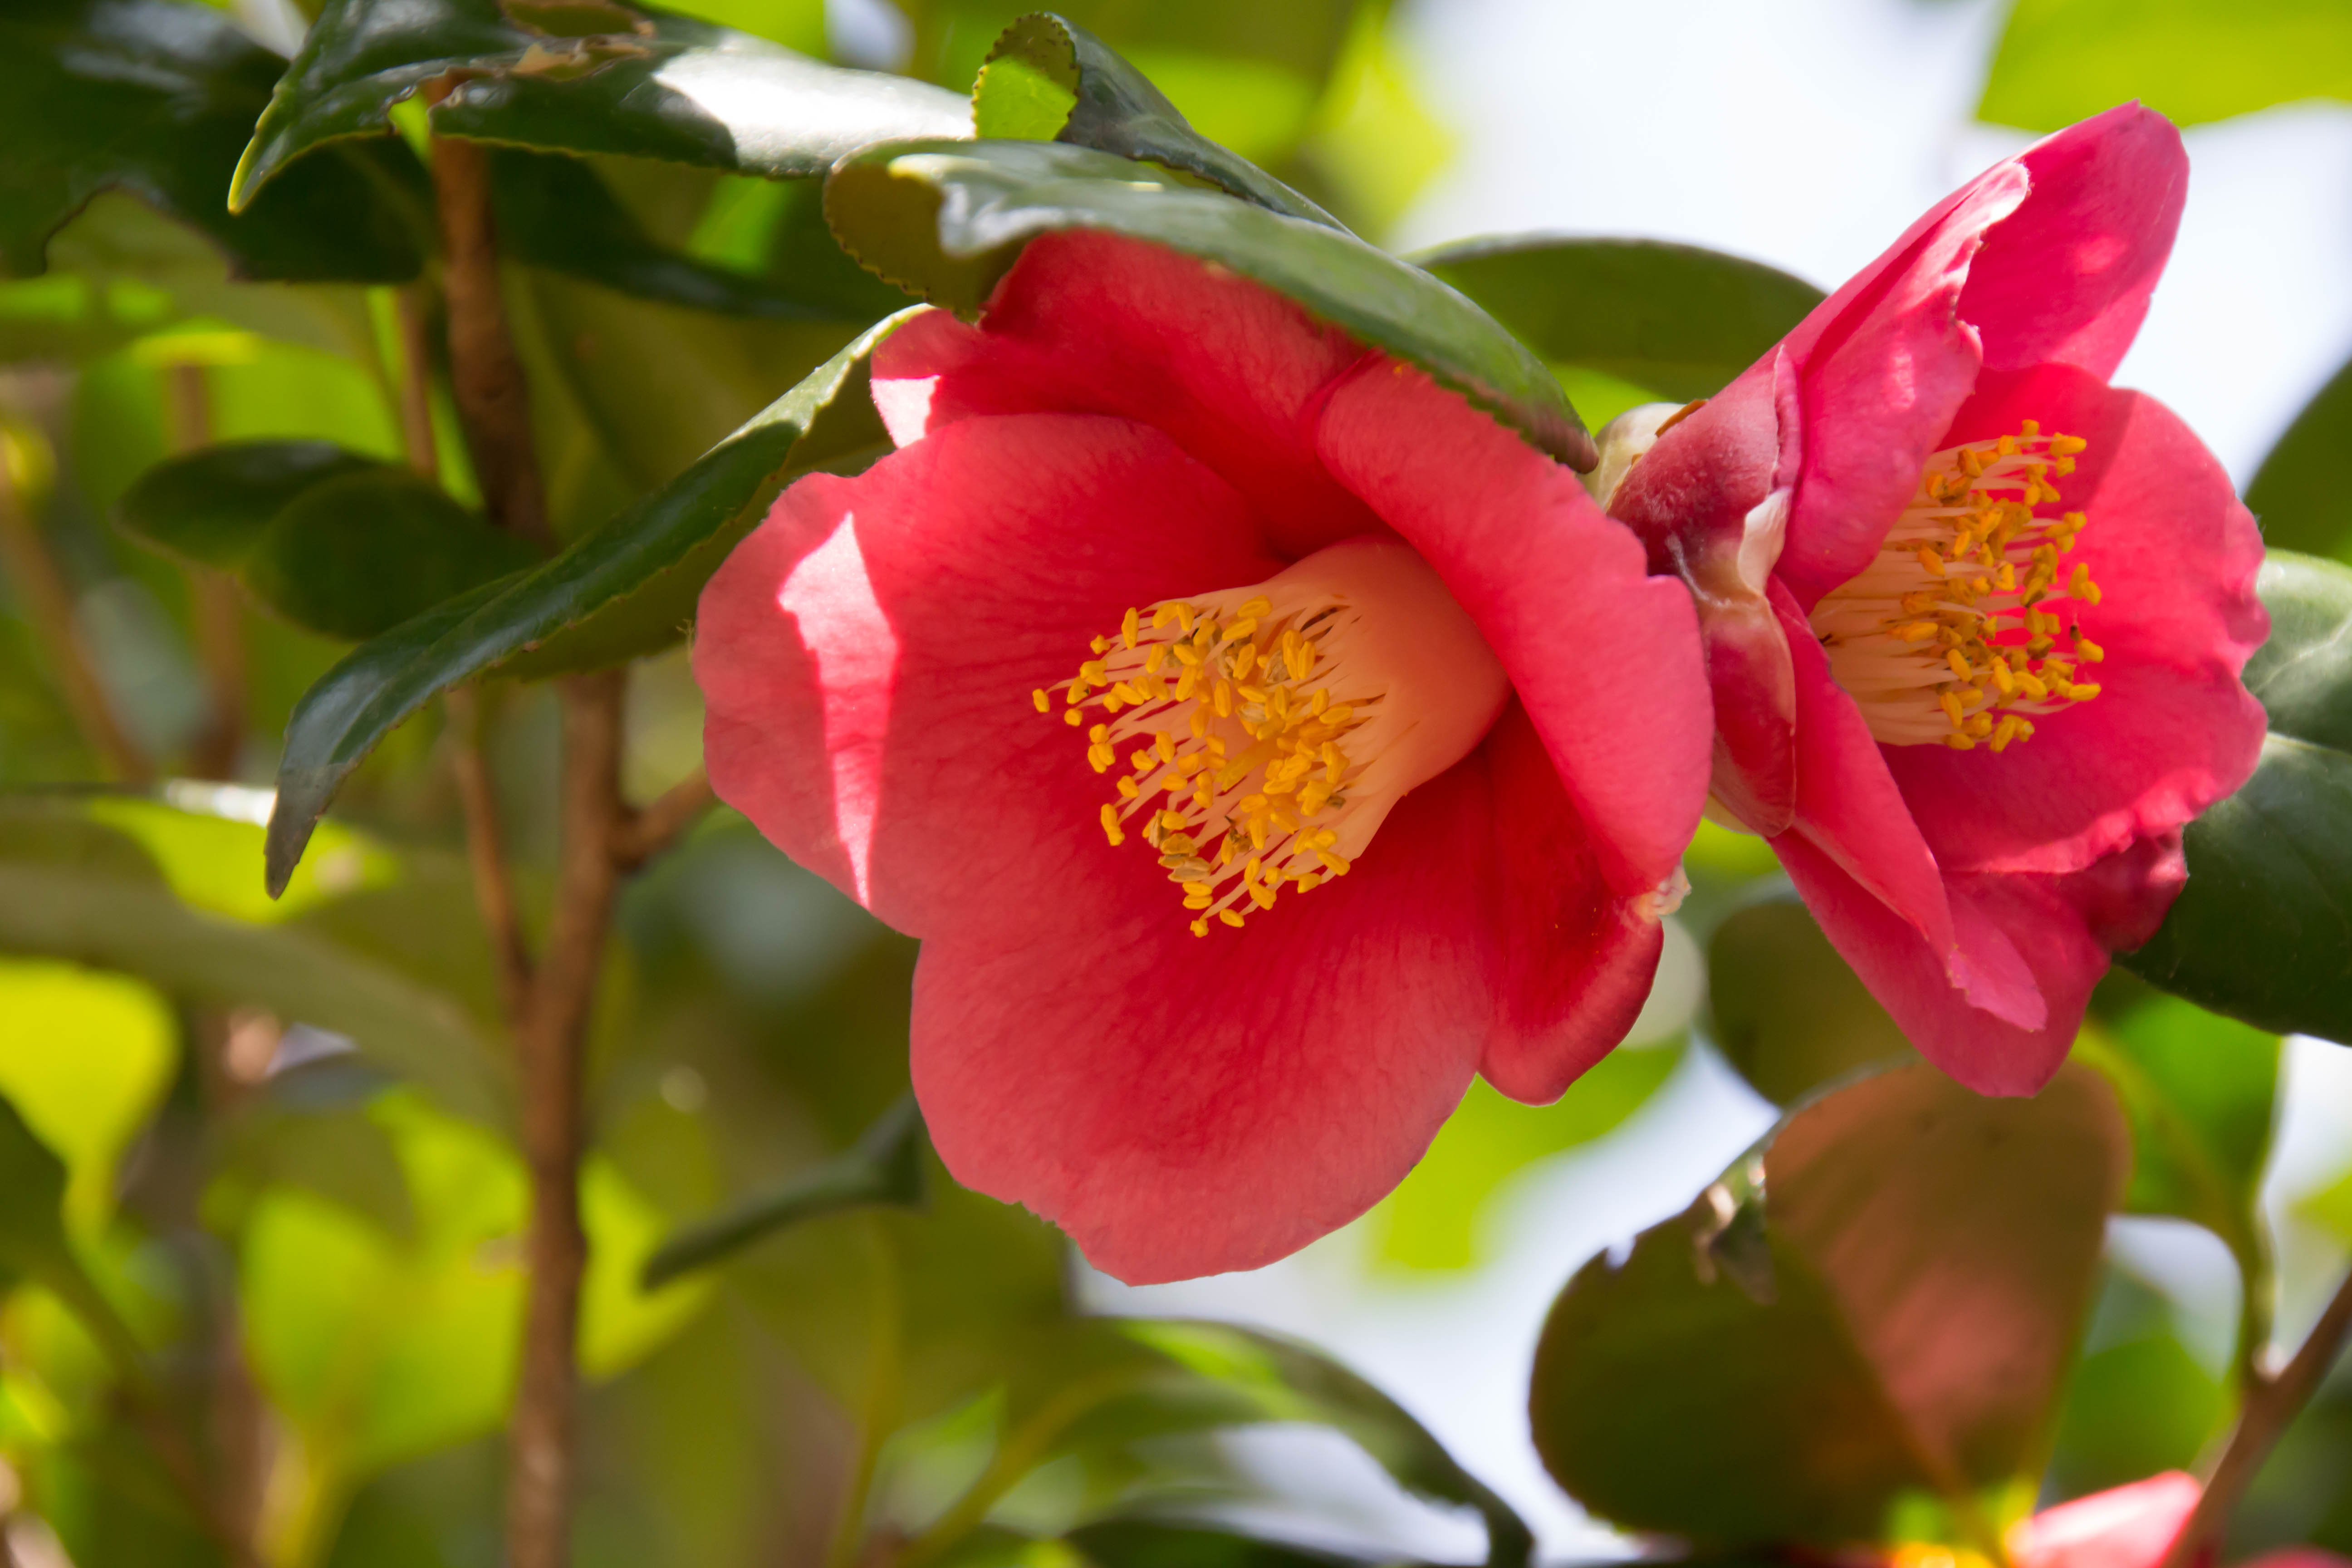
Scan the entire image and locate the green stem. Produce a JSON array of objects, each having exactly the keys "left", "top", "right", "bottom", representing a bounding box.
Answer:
[{"left": 825, "top": 1219, "right": 903, "bottom": 1568}]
